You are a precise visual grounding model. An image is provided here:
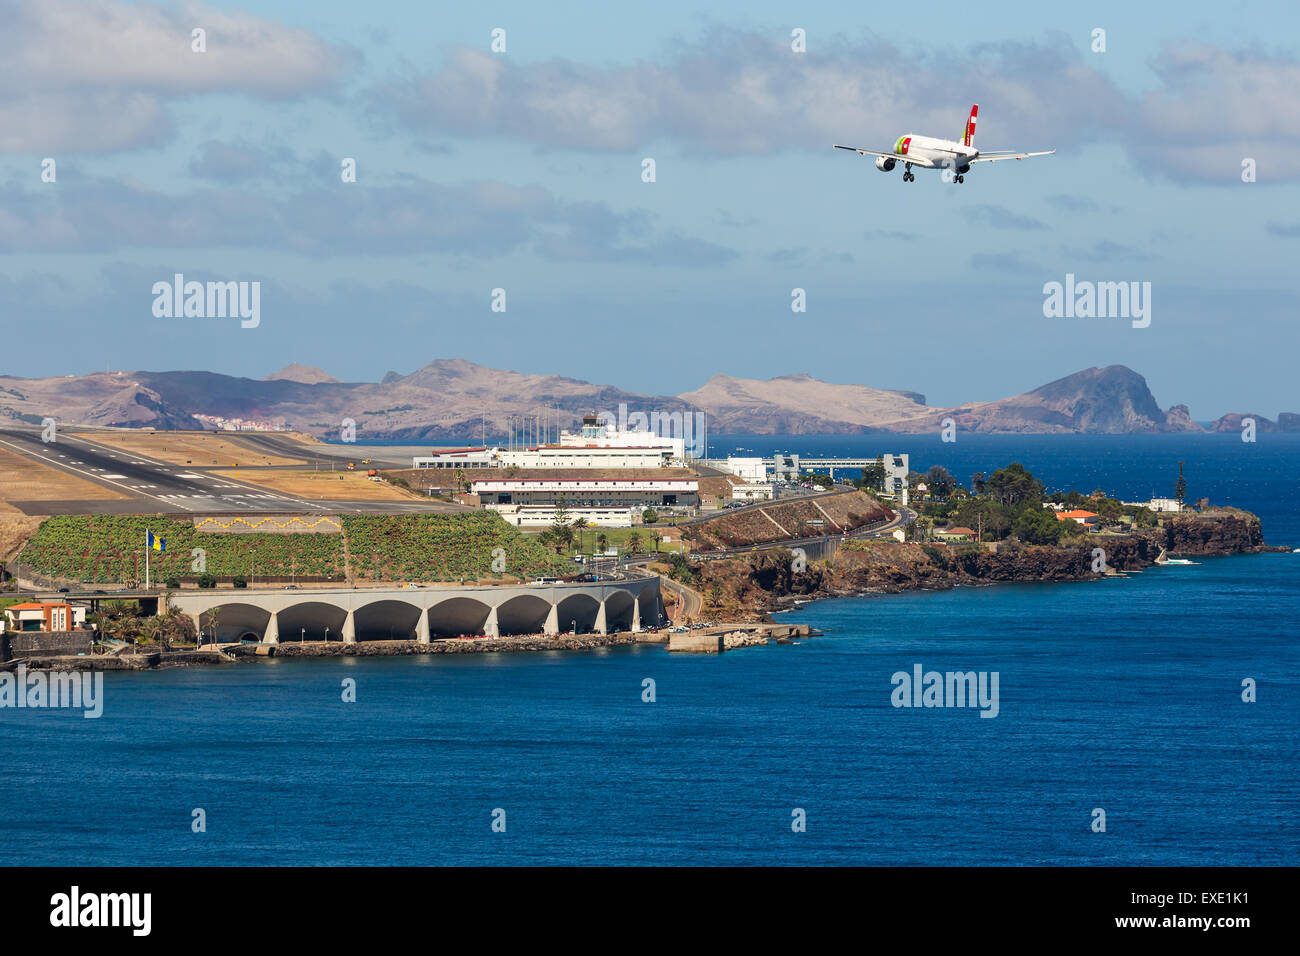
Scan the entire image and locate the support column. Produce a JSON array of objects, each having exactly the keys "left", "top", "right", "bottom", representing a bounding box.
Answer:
[
  {"left": 264, "top": 610, "right": 279, "bottom": 645},
  {"left": 594, "top": 600, "right": 607, "bottom": 636},
  {"left": 416, "top": 607, "right": 430, "bottom": 644},
  {"left": 543, "top": 603, "right": 559, "bottom": 636},
  {"left": 632, "top": 596, "right": 642, "bottom": 633},
  {"left": 189, "top": 613, "right": 203, "bottom": 645},
  {"left": 484, "top": 606, "right": 500, "bottom": 638},
  {"left": 342, "top": 609, "right": 356, "bottom": 645}
]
